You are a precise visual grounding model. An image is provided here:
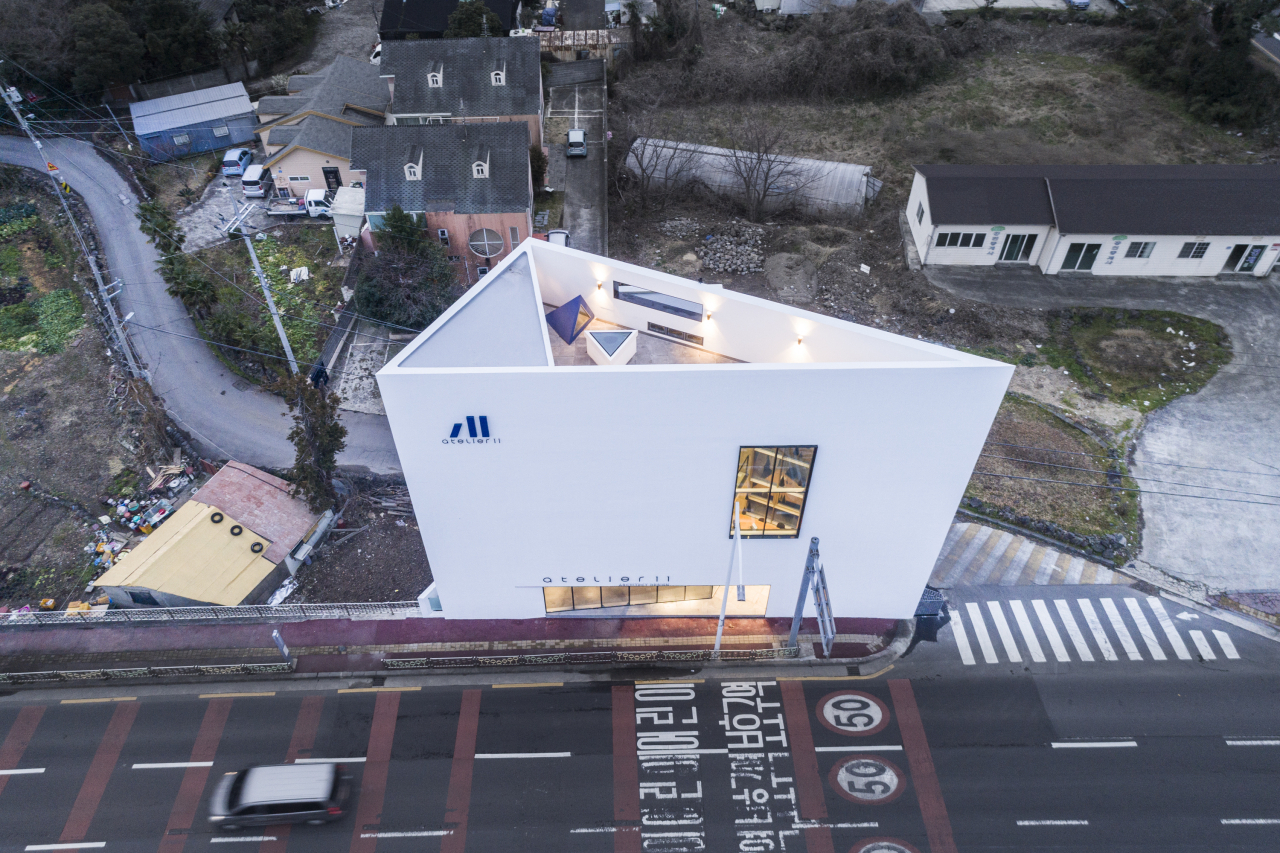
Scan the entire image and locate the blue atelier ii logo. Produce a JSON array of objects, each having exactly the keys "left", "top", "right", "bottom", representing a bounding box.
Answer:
[{"left": 444, "top": 416, "right": 500, "bottom": 444}]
